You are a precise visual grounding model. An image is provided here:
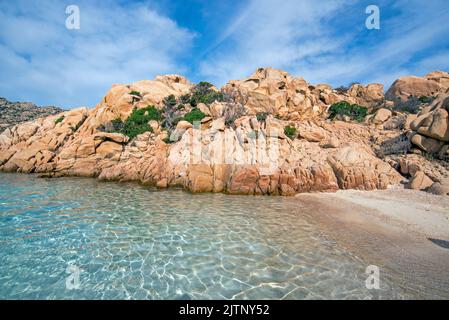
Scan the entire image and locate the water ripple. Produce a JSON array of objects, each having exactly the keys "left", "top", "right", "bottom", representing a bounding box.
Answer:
[{"left": 0, "top": 173, "right": 409, "bottom": 299}]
